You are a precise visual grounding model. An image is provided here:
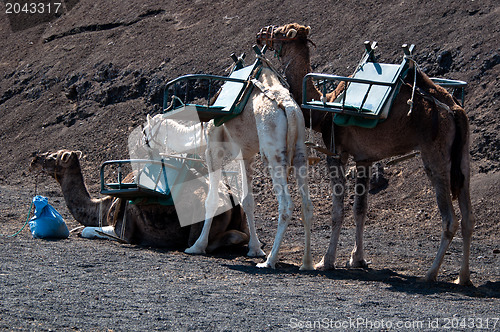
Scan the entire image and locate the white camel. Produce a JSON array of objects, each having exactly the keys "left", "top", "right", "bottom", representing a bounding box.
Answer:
[{"left": 183, "top": 64, "right": 315, "bottom": 270}]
